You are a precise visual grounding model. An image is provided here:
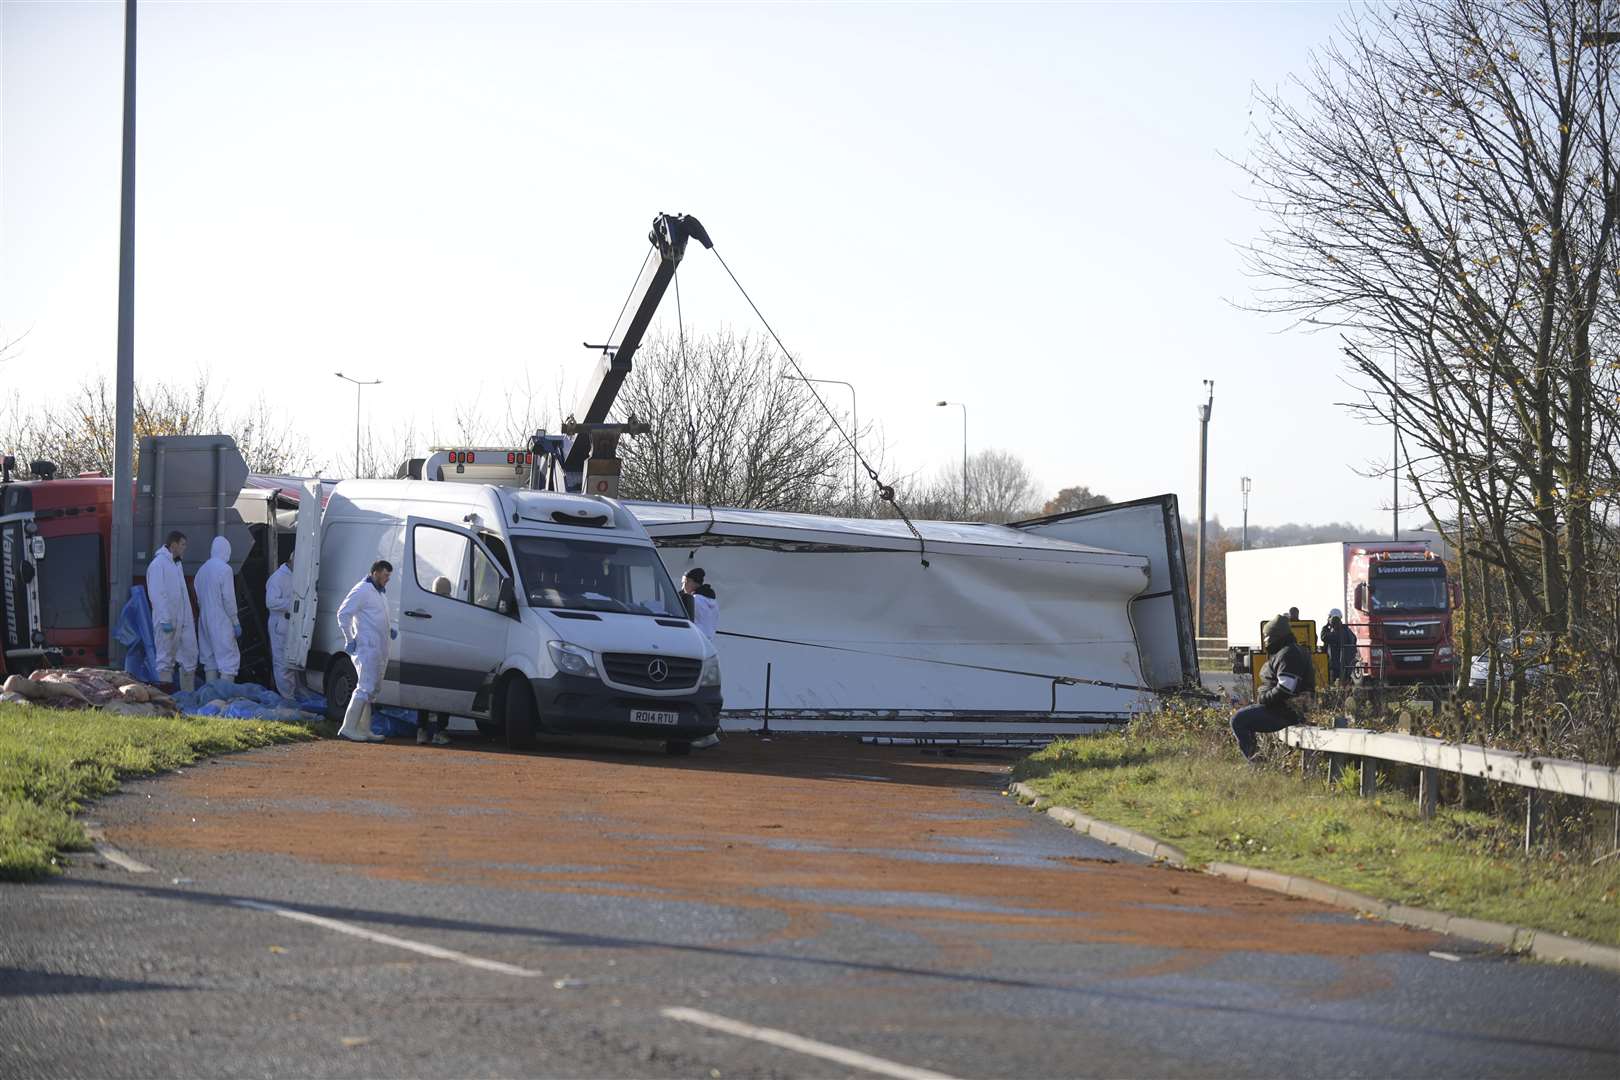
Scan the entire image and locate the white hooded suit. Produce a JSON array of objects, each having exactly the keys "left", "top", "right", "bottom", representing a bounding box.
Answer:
[
  {"left": 335, "top": 575, "right": 391, "bottom": 741},
  {"left": 146, "top": 545, "right": 198, "bottom": 689},
  {"left": 193, "top": 536, "right": 241, "bottom": 682}
]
